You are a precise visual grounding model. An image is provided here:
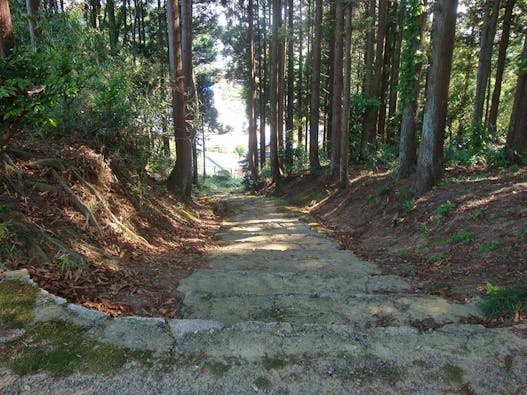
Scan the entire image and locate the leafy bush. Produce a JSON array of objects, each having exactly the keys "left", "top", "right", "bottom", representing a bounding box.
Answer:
[
  {"left": 448, "top": 230, "right": 475, "bottom": 244},
  {"left": 479, "top": 240, "right": 500, "bottom": 253},
  {"left": 480, "top": 283, "right": 527, "bottom": 320},
  {"left": 435, "top": 201, "right": 456, "bottom": 217}
]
